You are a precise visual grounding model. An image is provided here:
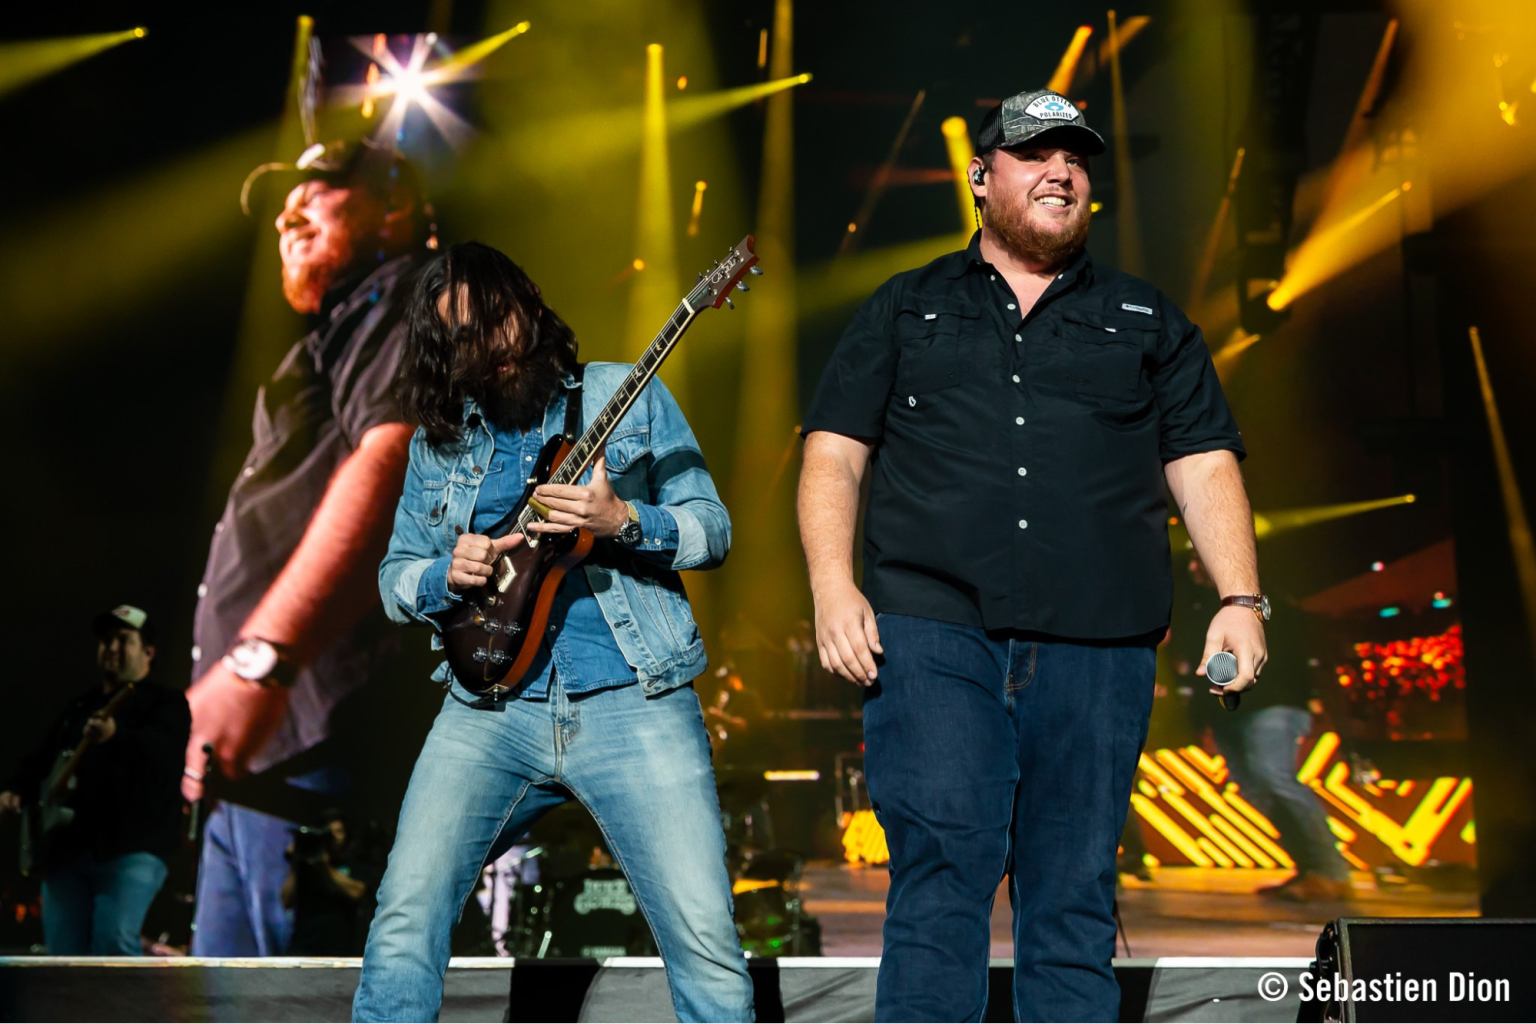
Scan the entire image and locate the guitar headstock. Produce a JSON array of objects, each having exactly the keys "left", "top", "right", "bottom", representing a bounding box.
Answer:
[{"left": 690, "top": 235, "right": 760, "bottom": 311}]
